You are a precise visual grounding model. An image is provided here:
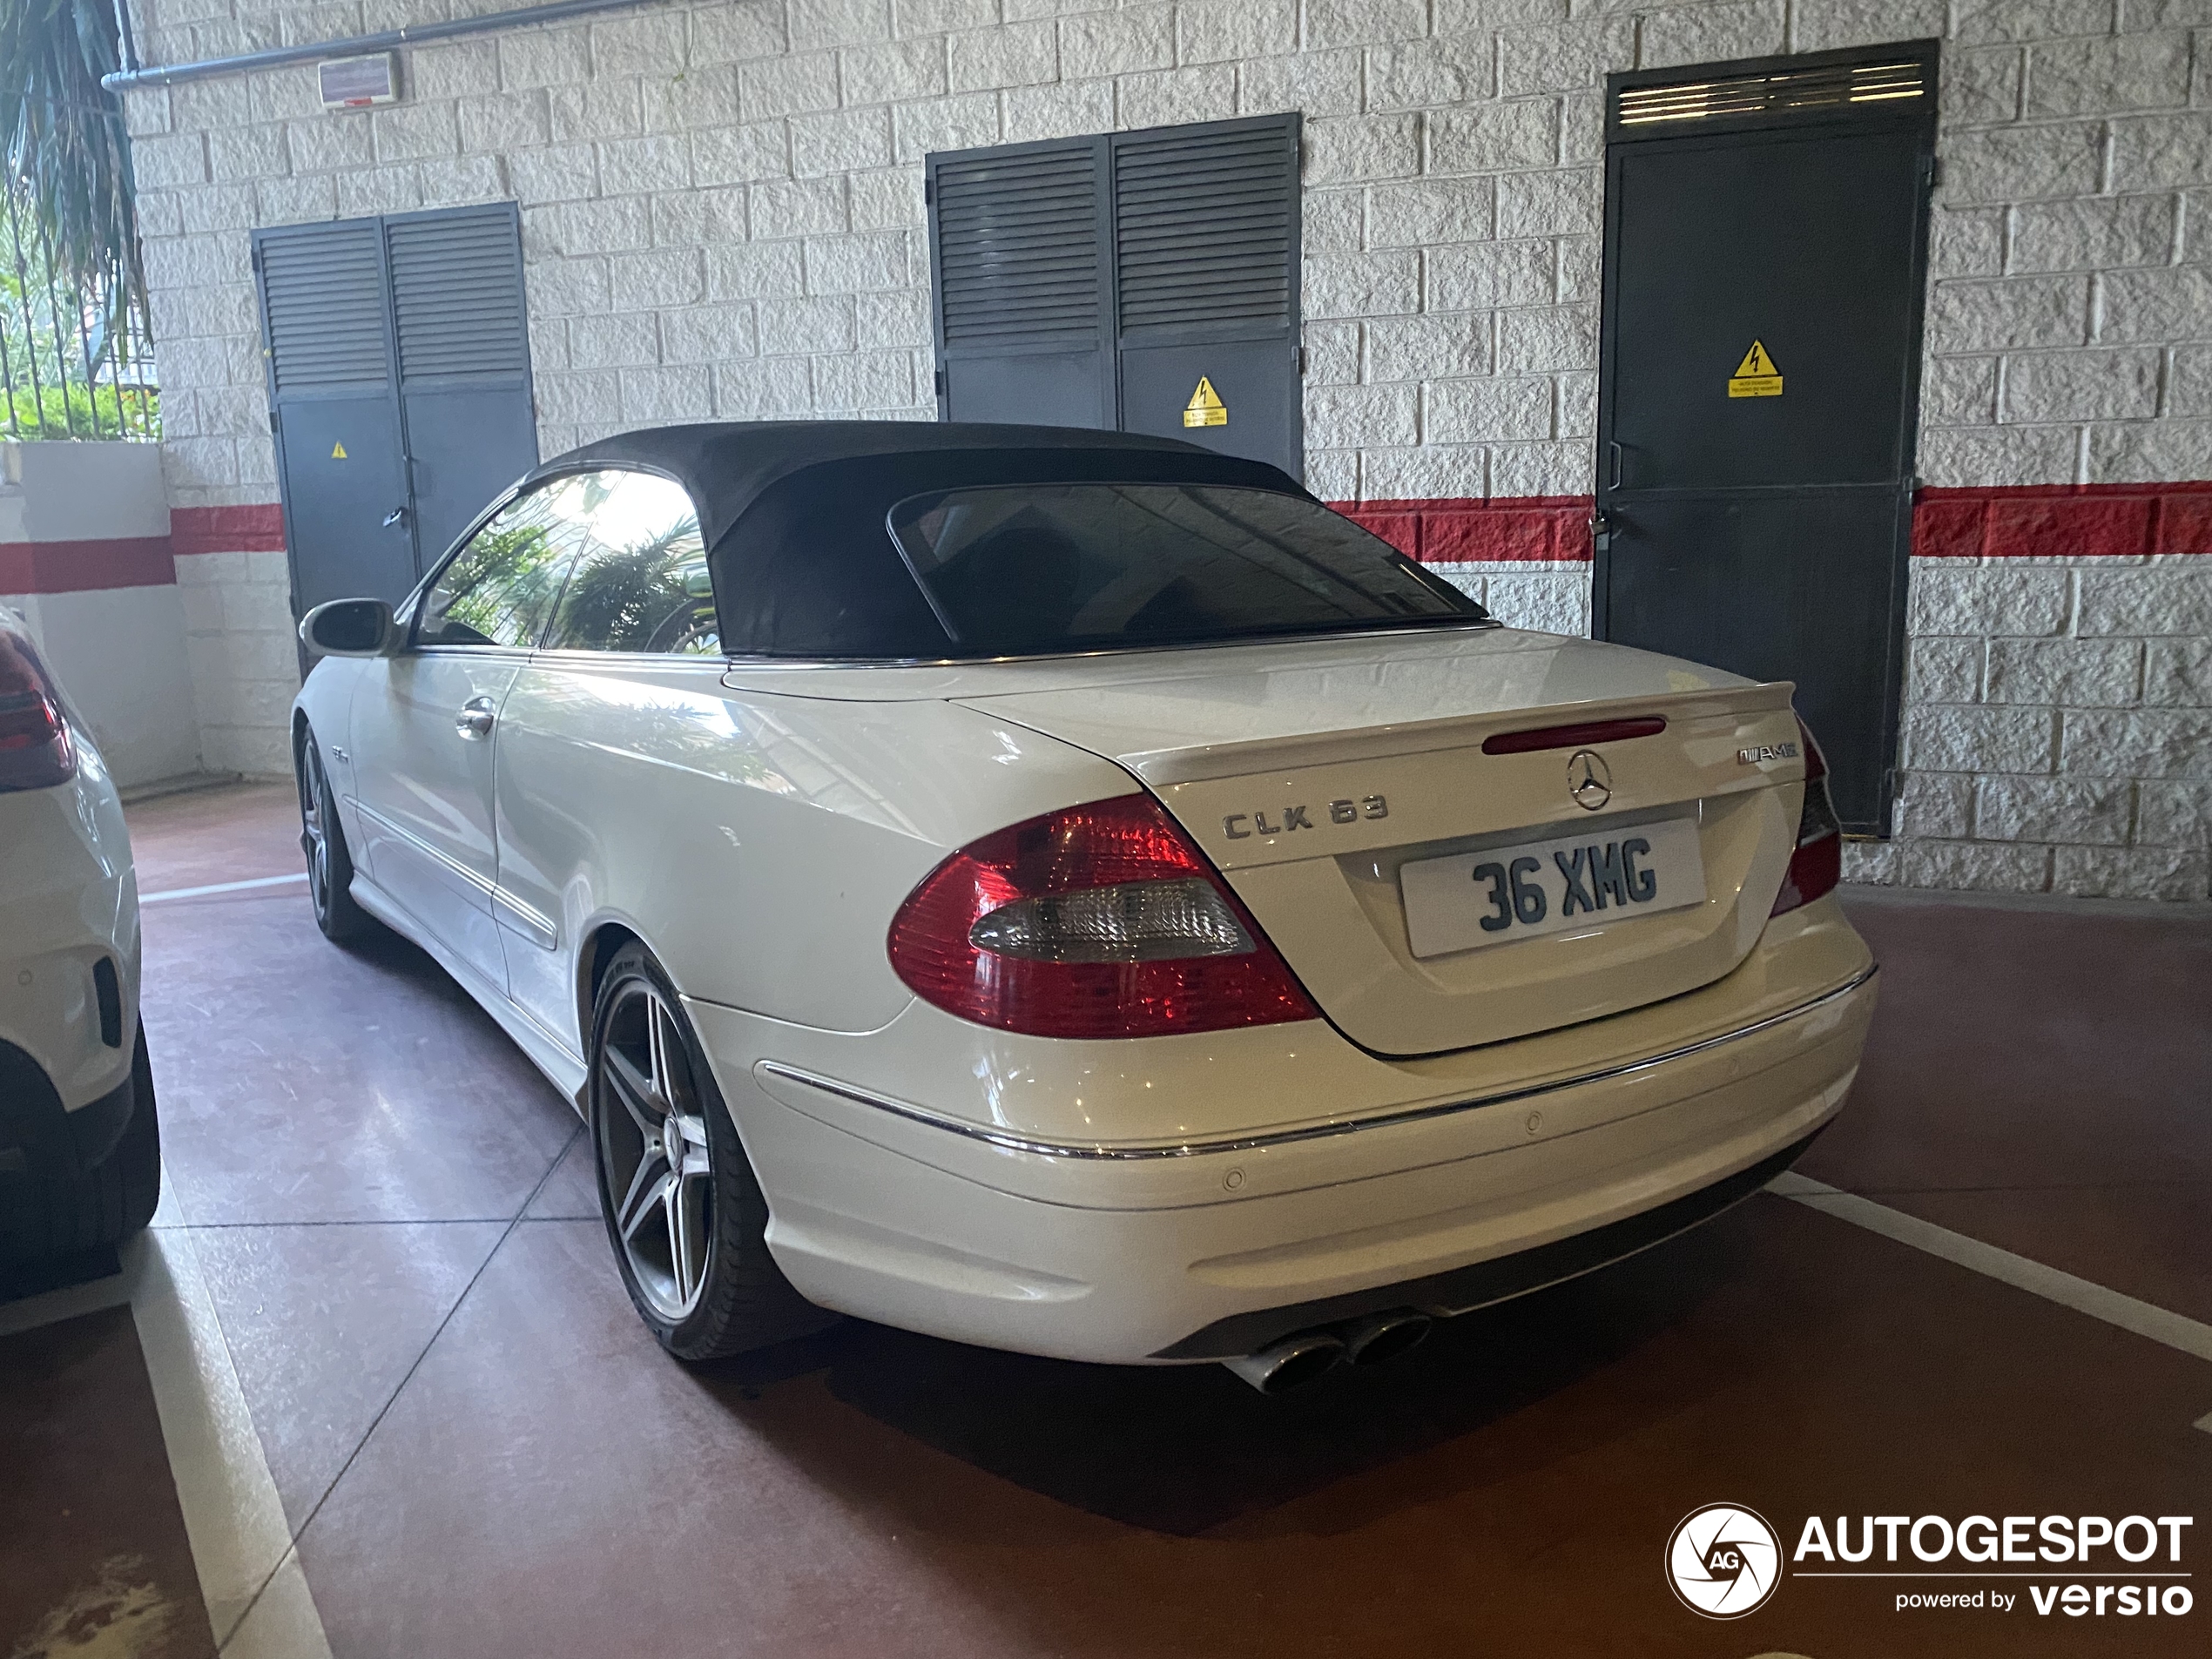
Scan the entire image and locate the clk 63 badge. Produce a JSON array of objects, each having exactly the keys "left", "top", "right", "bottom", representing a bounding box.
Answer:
[
  {"left": 1738, "top": 741, "right": 1800, "bottom": 765},
  {"left": 1224, "top": 795, "right": 1387, "bottom": 840}
]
